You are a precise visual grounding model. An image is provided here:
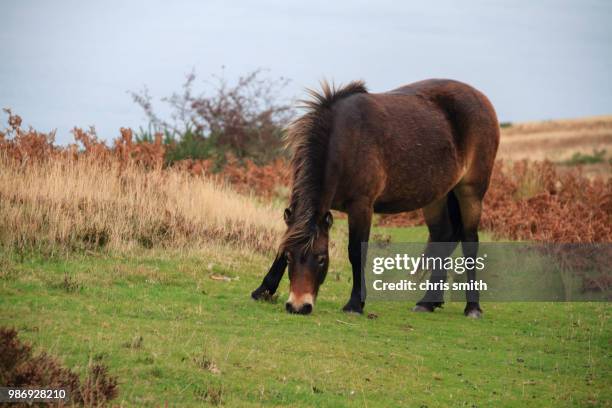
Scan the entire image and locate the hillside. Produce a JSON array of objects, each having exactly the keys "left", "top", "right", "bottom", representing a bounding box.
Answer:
[{"left": 498, "top": 115, "right": 612, "bottom": 177}]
